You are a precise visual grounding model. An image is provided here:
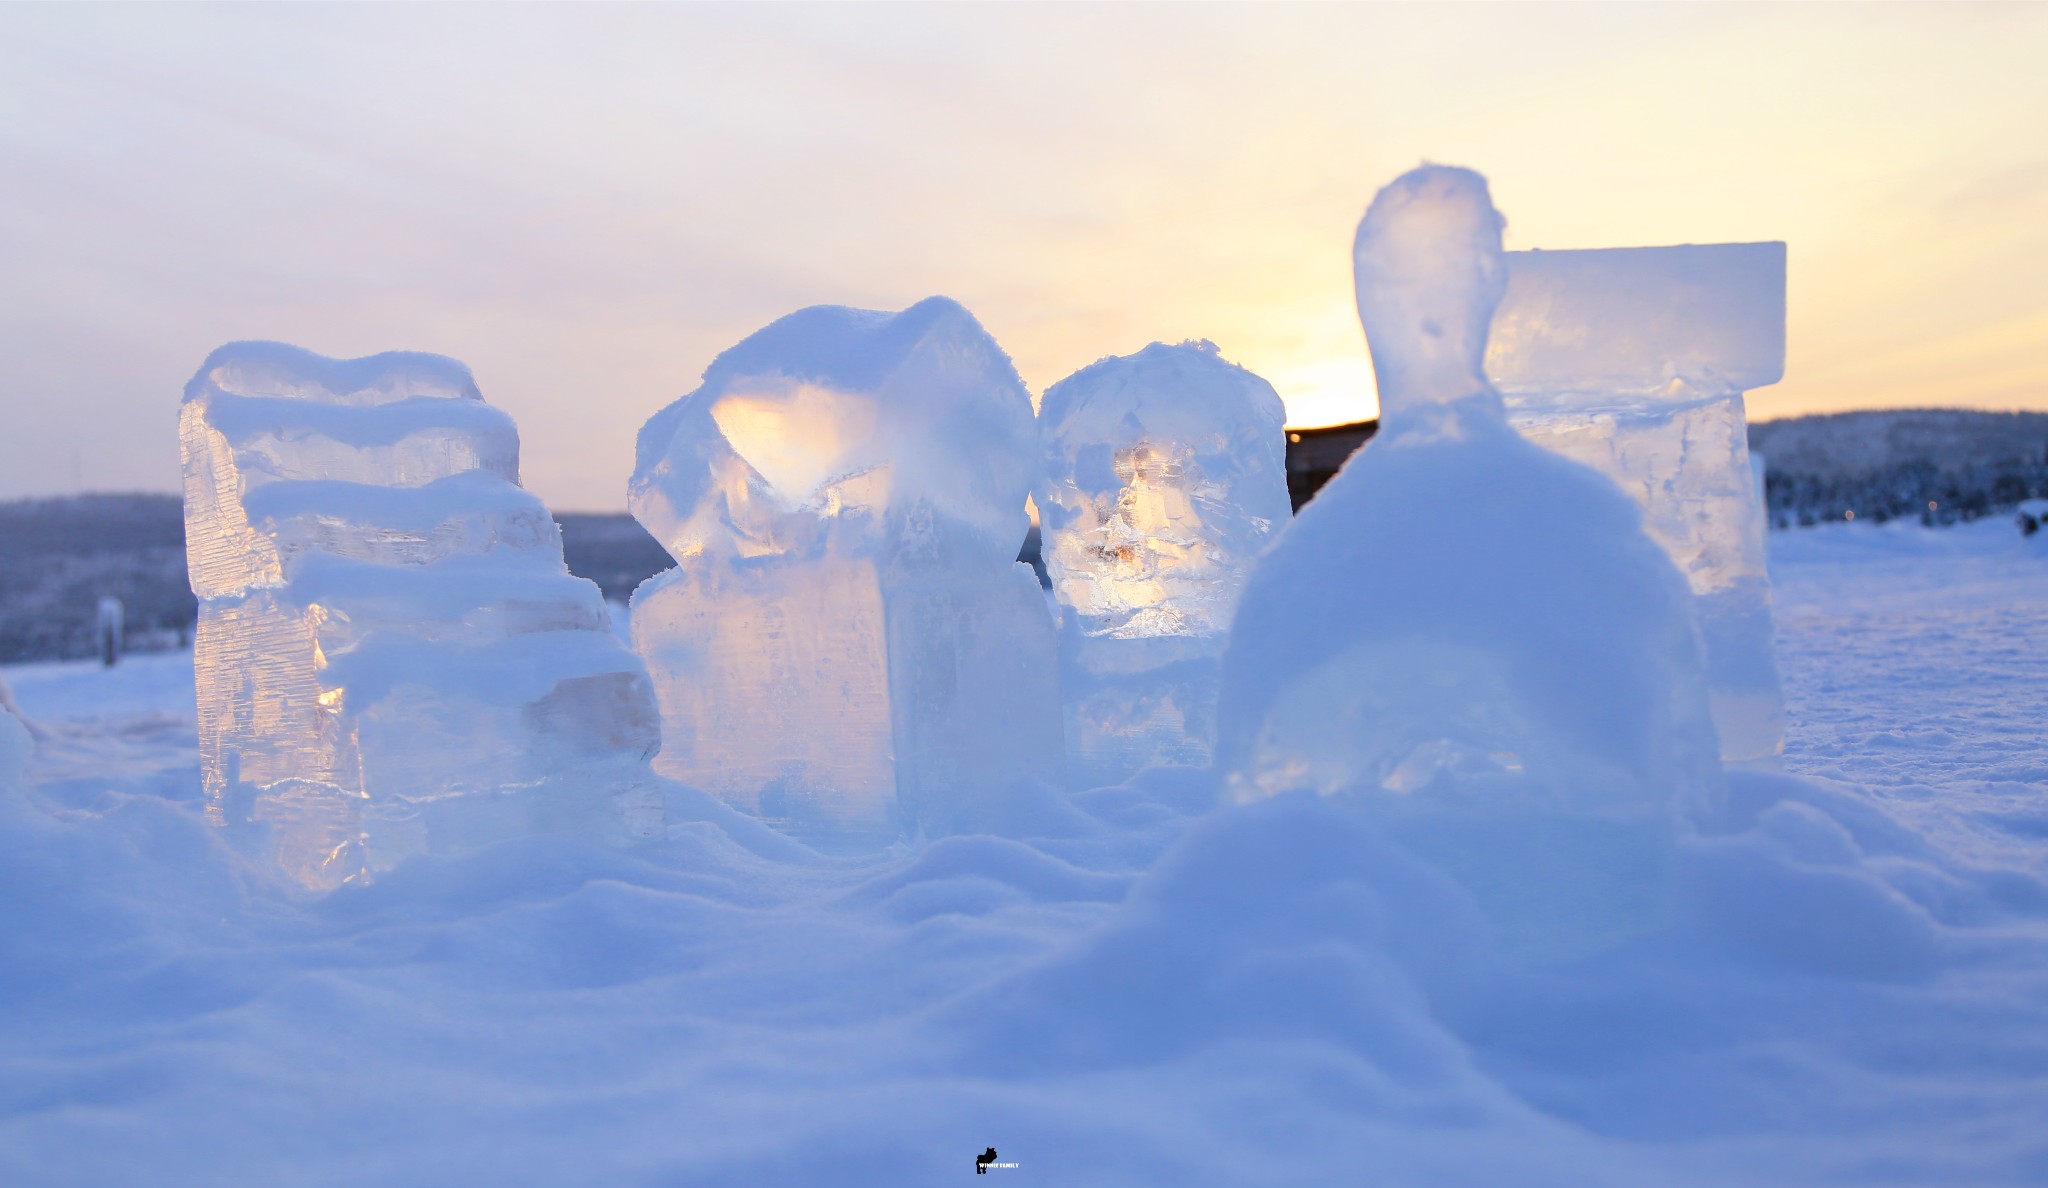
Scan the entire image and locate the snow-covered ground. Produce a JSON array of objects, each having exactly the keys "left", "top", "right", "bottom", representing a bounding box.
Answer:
[{"left": 2, "top": 520, "right": 2044, "bottom": 1185}]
